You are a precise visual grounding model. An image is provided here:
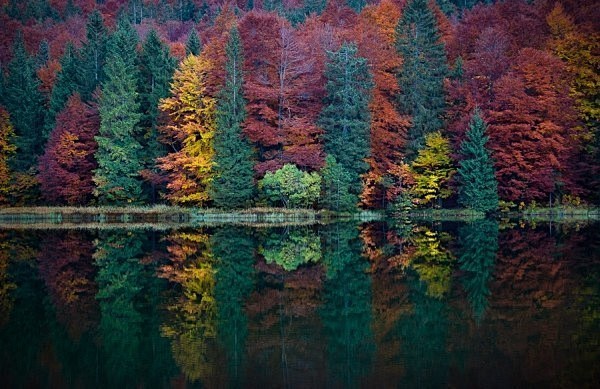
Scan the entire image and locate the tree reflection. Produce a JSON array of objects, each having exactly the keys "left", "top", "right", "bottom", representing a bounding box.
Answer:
[
  {"left": 260, "top": 228, "right": 322, "bottom": 271},
  {"left": 458, "top": 219, "right": 498, "bottom": 322},
  {"left": 321, "top": 222, "right": 374, "bottom": 388}
]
